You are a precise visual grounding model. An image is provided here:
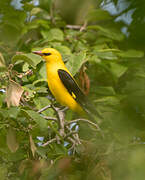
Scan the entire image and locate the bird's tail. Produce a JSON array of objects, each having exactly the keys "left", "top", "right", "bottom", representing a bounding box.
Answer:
[{"left": 79, "top": 97, "right": 103, "bottom": 122}]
